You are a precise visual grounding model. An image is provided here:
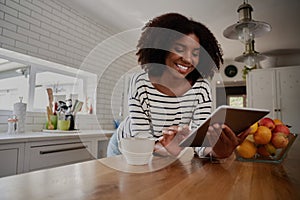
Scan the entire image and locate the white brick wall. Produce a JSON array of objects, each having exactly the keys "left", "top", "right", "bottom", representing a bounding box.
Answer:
[{"left": 0, "top": 0, "right": 138, "bottom": 130}]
